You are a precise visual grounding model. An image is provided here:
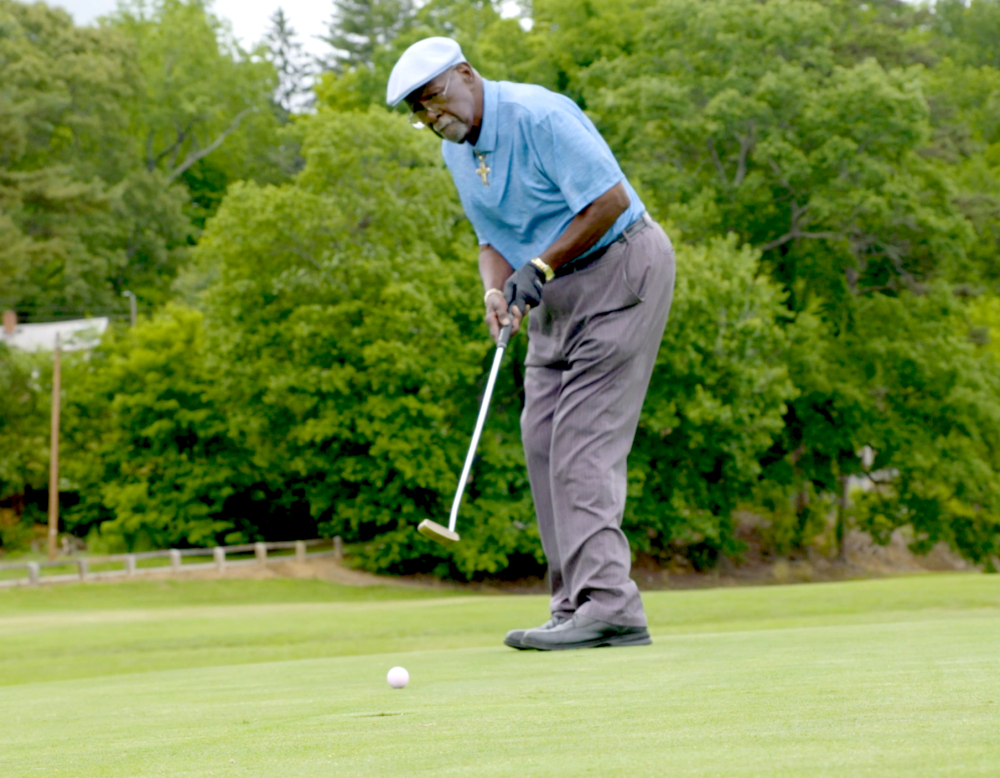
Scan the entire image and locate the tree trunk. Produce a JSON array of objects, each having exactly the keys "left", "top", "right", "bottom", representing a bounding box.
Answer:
[{"left": 836, "top": 473, "right": 849, "bottom": 562}]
